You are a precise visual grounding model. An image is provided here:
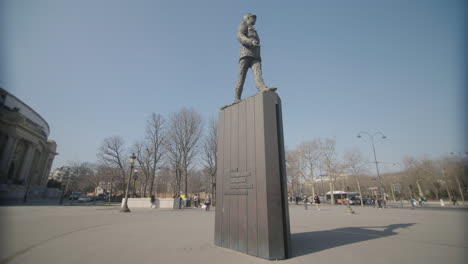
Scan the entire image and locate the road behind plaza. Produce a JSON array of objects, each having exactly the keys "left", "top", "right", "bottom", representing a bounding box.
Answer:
[{"left": 0, "top": 204, "right": 466, "bottom": 264}]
